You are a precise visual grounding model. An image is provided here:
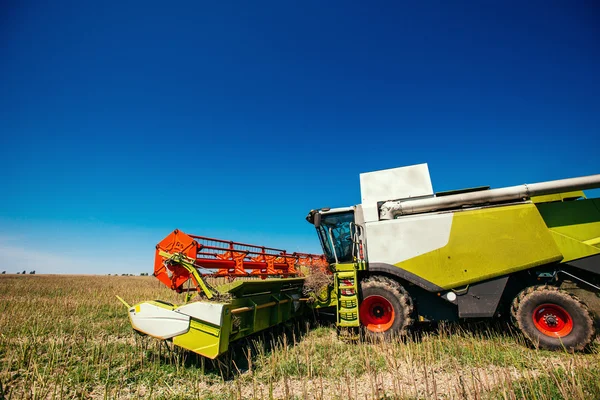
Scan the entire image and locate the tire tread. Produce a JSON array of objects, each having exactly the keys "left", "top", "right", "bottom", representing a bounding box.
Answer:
[
  {"left": 510, "top": 285, "right": 595, "bottom": 351},
  {"left": 360, "top": 275, "right": 414, "bottom": 335}
]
